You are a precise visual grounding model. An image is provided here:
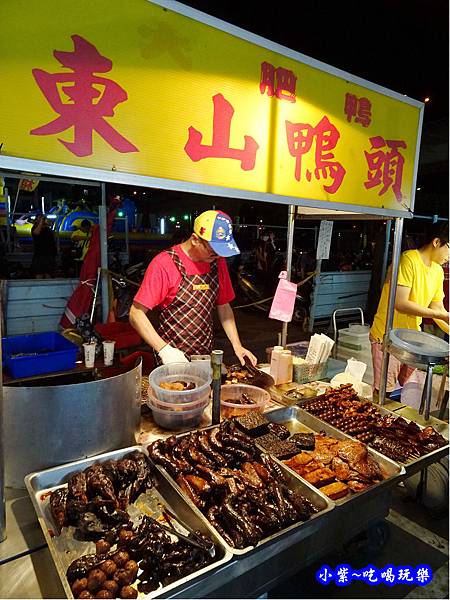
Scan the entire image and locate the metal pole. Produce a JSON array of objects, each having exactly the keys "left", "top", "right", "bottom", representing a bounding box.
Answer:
[
  {"left": 5, "top": 189, "right": 11, "bottom": 253},
  {"left": 211, "top": 350, "right": 223, "bottom": 425},
  {"left": 381, "top": 220, "right": 392, "bottom": 284},
  {"left": 99, "top": 184, "right": 109, "bottom": 323},
  {"left": 281, "top": 204, "right": 296, "bottom": 347},
  {"left": 379, "top": 217, "right": 404, "bottom": 405},
  {"left": 124, "top": 215, "right": 130, "bottom": 262},
  {"left": 0, "top": 299, "right": 6, "bottom": 542}
]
